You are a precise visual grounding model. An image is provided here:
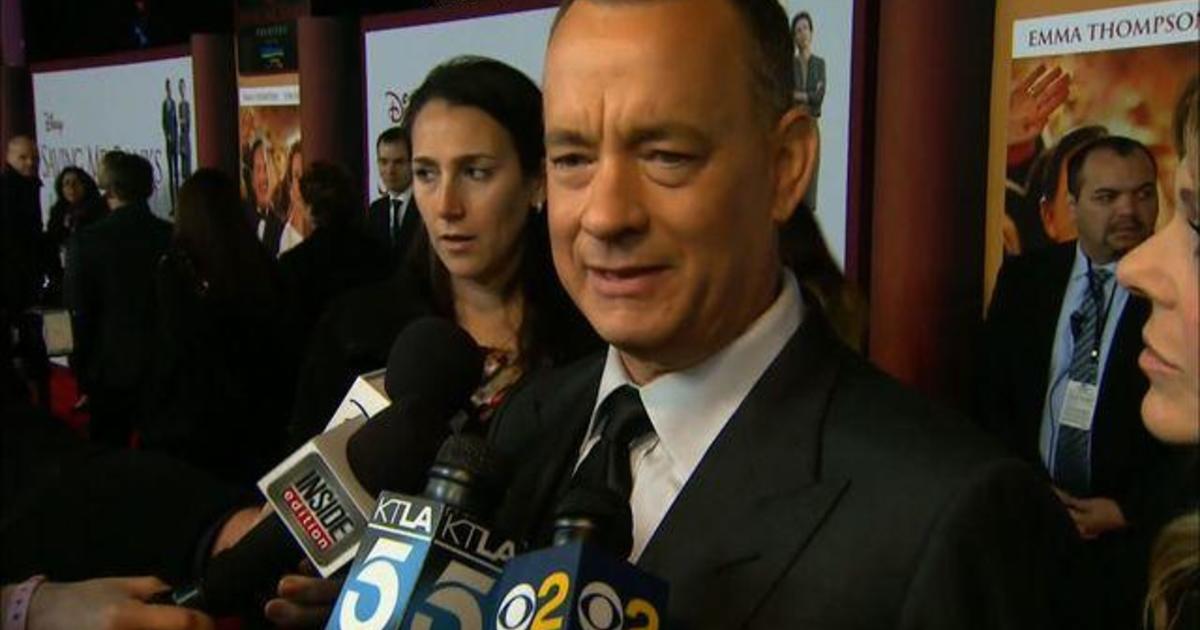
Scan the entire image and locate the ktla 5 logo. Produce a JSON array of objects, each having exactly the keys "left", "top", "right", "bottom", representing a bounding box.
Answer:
[
  {"left": 336, "top": 537, "right": 496, "bottom": 630},
  {"left": 493, "top": 572, "right": 660, "bottom": 630}
]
